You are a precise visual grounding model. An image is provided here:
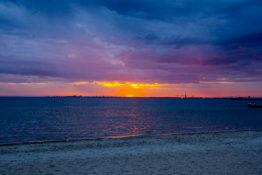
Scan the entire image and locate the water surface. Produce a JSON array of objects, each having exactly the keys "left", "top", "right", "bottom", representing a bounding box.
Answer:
[{"left": 0, "top": 97, "right": 262, "bottom": 144}]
